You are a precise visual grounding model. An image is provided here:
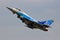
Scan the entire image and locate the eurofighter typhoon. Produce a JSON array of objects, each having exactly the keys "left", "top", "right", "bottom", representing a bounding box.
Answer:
[{"left": 7, "top": 7, "right": 54, "bottom": 31}]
